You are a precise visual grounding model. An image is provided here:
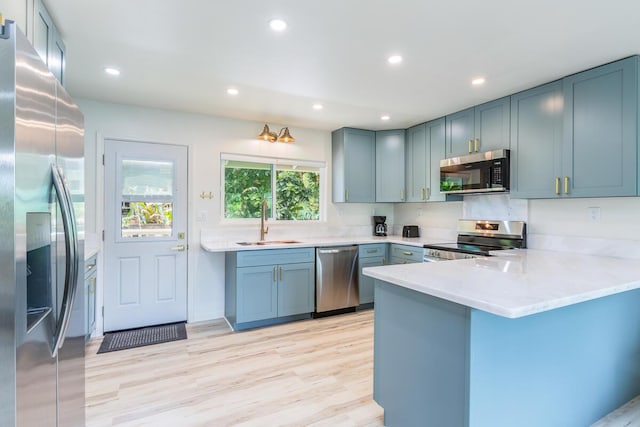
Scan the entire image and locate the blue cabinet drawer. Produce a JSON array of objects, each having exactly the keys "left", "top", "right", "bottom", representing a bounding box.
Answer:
[
  {"left": 359, "top": 243, "right": 387, "bottom": 259},
  {"left": 236, "top": 247, "right": 315, "bottom": 267},
  {"left": 390, "top": 244, "right": 423, "bottom": 263}
]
